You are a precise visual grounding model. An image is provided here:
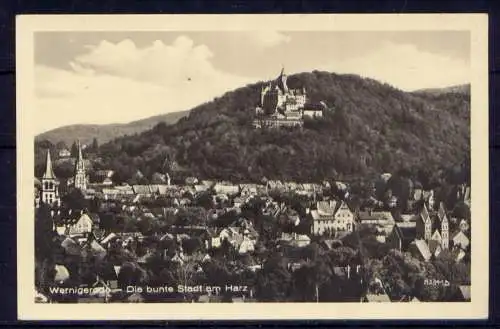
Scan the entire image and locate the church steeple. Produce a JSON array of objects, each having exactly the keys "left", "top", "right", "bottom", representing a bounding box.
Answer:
[
  {"left": 43, "top": 149, "right": 56, "bottom": 180},
  {"left": 74, "top": 140, "right": 87, "bottom": 191},
  {"left": 41, "top": 149, "right": 60, "bottom": 206}
]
